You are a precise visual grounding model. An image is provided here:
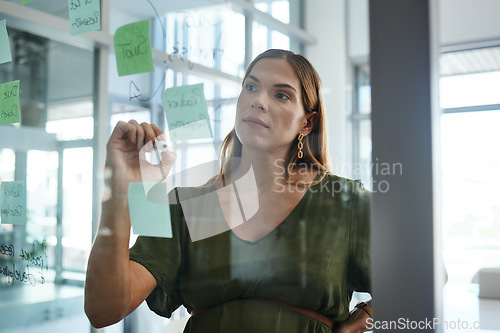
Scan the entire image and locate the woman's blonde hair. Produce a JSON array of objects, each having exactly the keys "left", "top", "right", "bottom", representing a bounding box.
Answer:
[{"left": 218, "top": 49, "right": 331, "bottom": 184}]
